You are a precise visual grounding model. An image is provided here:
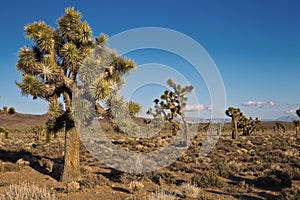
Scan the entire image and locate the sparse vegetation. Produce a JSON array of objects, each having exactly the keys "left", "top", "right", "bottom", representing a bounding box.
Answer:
[{"left": 0, "top": 182, "right": 55, "bottom": 200}]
